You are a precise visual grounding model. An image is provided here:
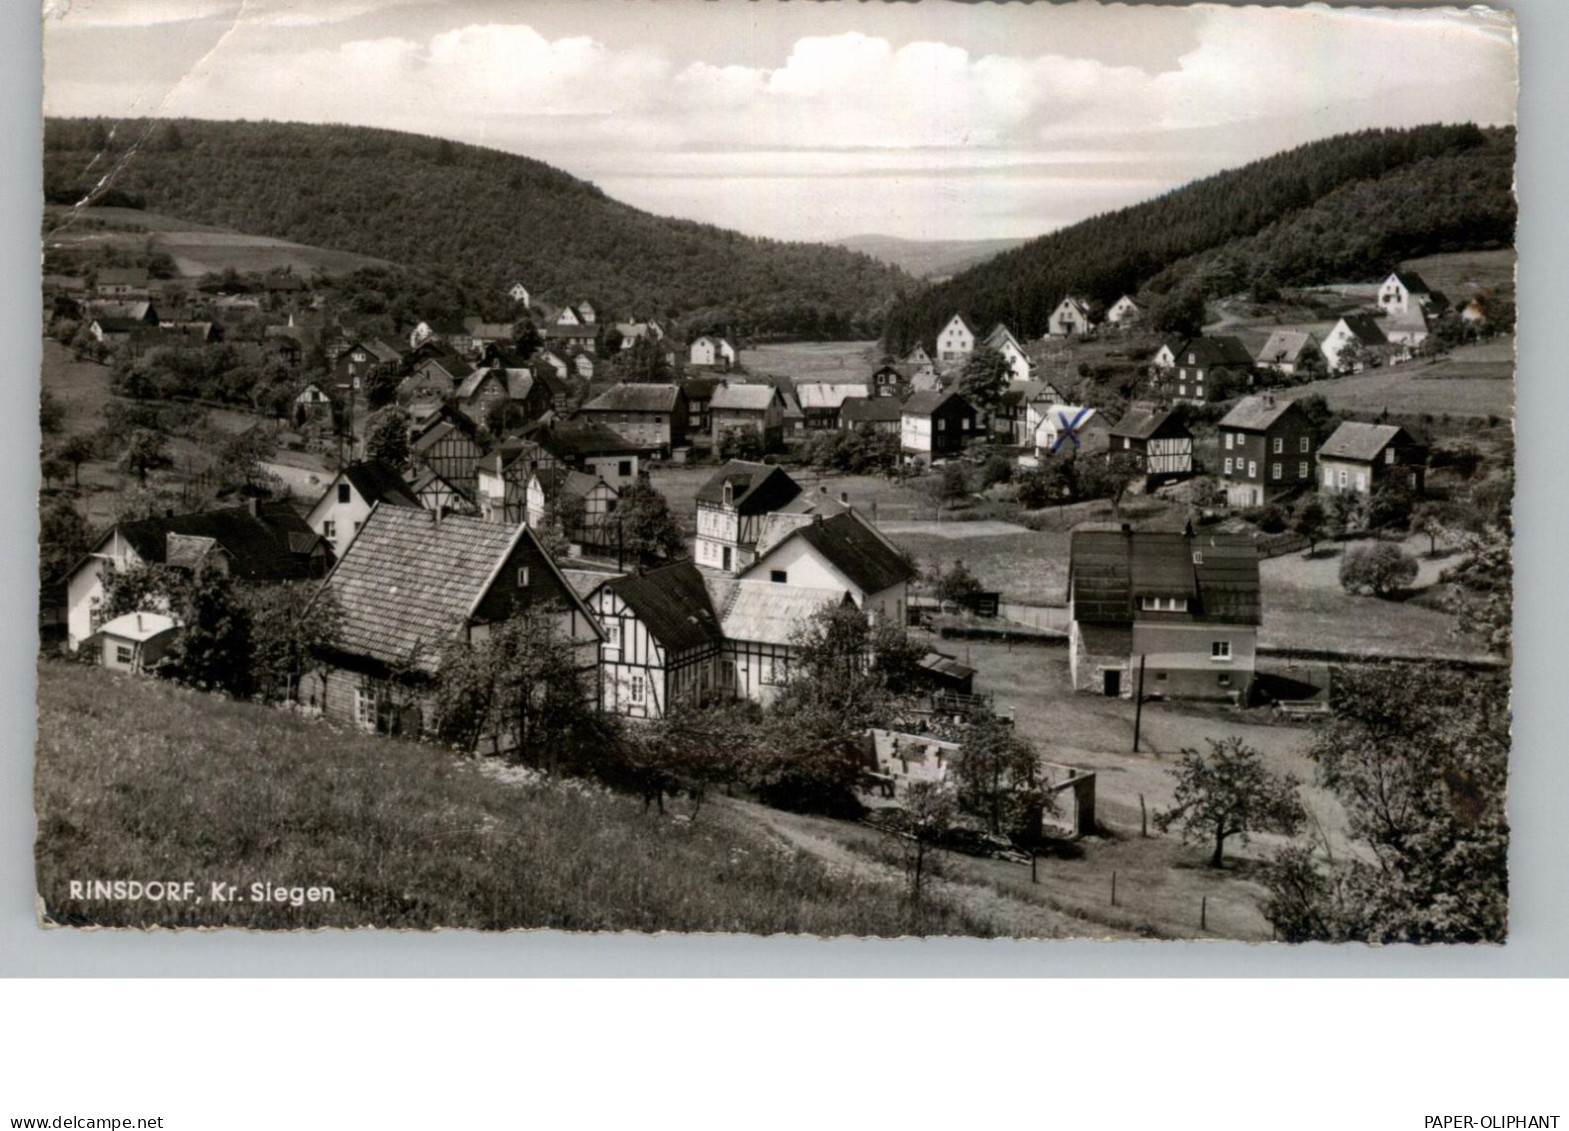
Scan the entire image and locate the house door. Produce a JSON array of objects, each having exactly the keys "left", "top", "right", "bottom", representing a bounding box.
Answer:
[
  {"left": 1103, "top": 669, "right": 1122, "bottom": 697},
  {"left": 722, "top": 546, "right": 732, "bottom": 571}
]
